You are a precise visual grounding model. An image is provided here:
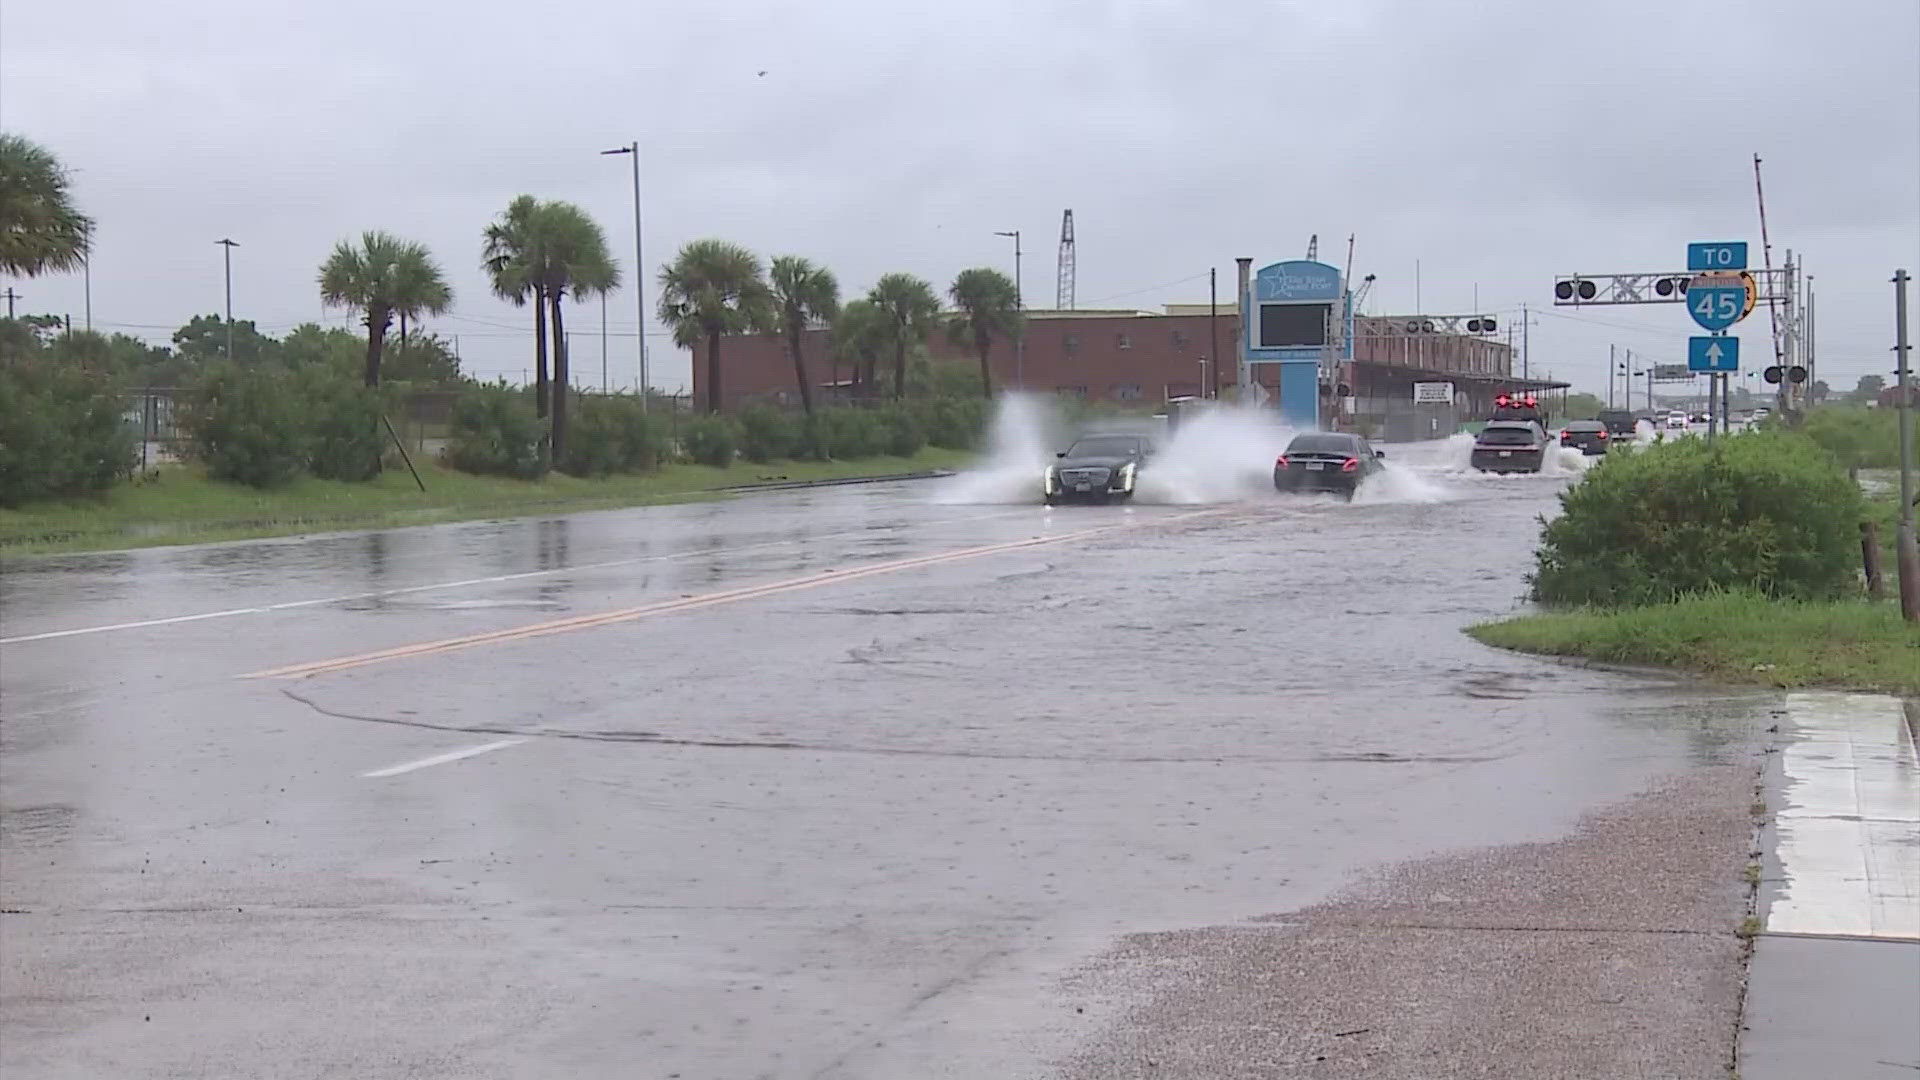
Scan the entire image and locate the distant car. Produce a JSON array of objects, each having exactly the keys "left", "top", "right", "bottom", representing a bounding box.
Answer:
[
  {"left": 1273, "top": 431, "right": 1385, "bottom": 499},
  {"left": 1558, "top": 420, "right": 1611, "bottom": 456},
  {"left": 1596, "top": 410, "right": 1636, "bottom": 437},
  {"left": 1470, "top": 421, "right": 1550, "bottom": 473},
  {"left": 1691, "top": 411, "right": 1715, "bottom": 424},
  {"left": 1044, "top": 433, "right": 1154, "bottom": 504},
  {"left": 1666, "top": 411, "right": 1690, "bottom": 429}
]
